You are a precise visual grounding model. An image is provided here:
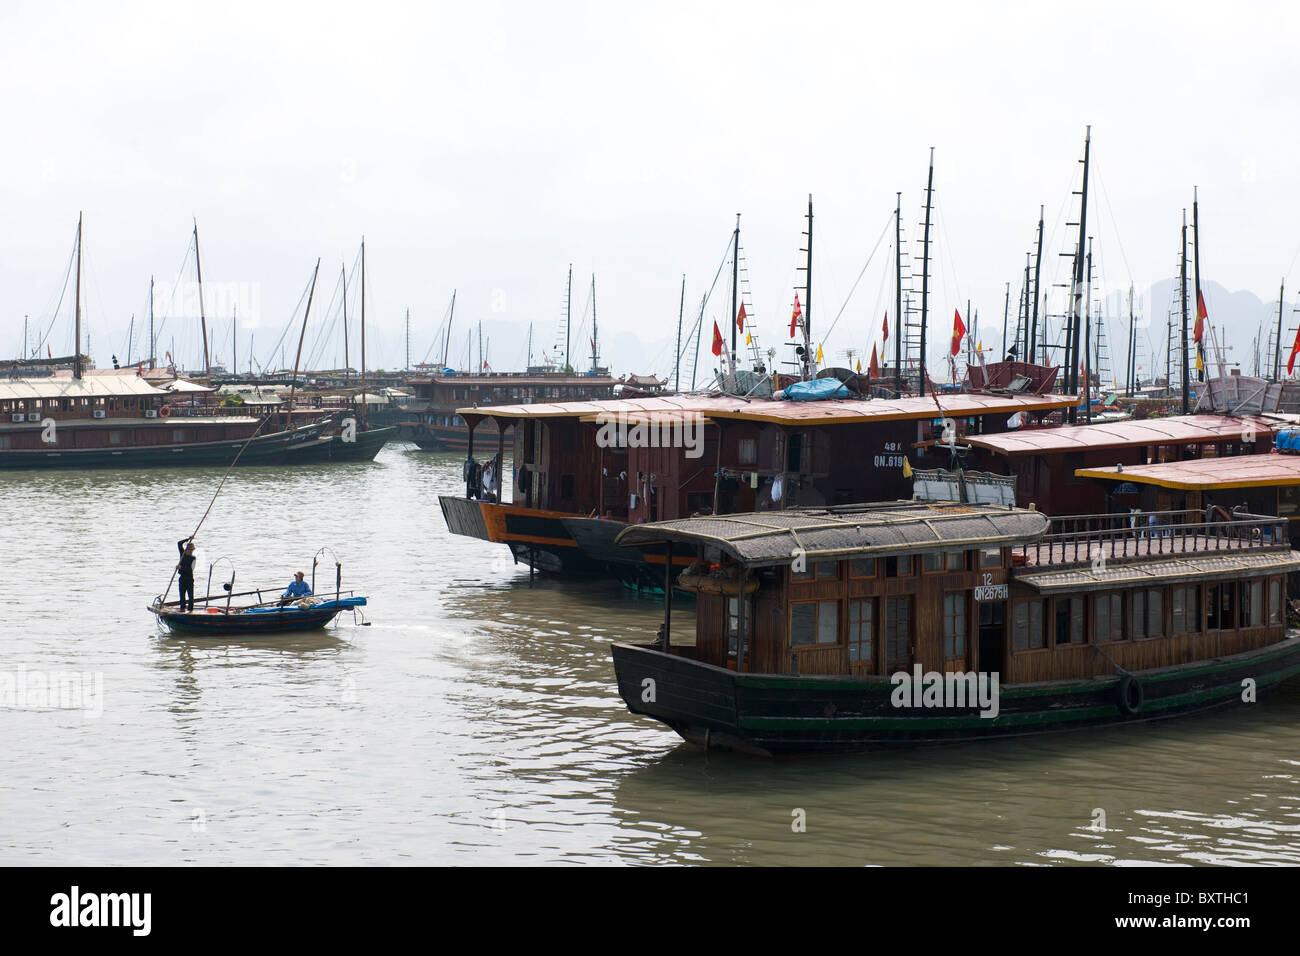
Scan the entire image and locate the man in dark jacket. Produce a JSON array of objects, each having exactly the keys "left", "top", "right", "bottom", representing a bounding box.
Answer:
[{"left": 177, "top": 538, "right": 196, "bottom": 611}]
